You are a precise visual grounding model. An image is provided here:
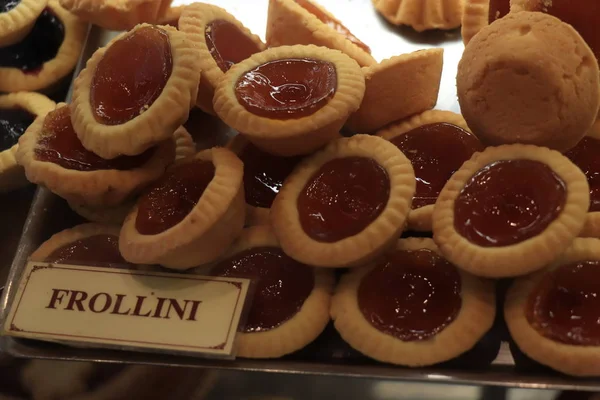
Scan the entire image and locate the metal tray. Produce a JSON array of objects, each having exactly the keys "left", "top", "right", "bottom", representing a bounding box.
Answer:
[{"left": 2, "top": 0, "right": 600, "bottom": 392}]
